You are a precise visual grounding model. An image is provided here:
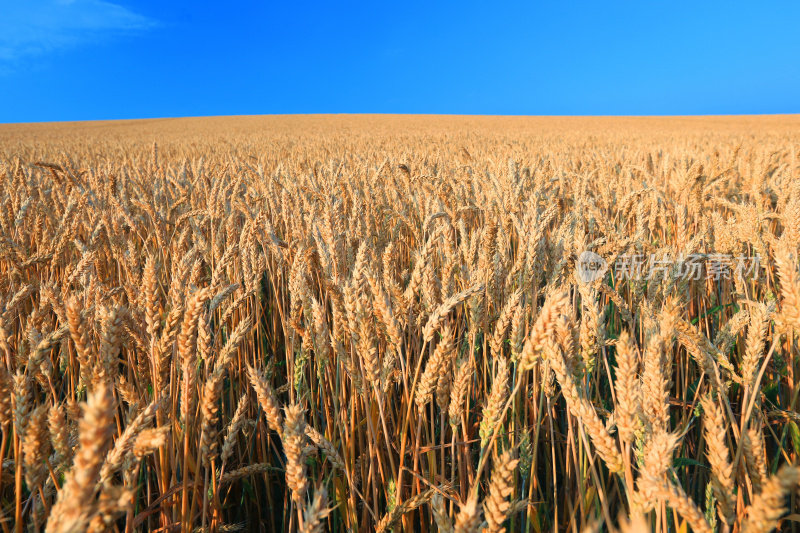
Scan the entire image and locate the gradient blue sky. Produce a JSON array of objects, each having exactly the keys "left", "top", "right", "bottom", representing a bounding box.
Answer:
[{"left": 1, "top": 1, "right": 799, "bottom": 123}]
